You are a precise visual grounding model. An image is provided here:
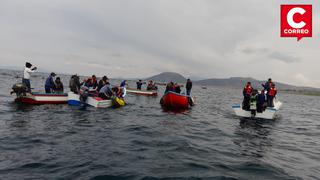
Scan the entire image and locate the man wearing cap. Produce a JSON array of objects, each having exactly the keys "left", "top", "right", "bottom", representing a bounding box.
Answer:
[
  {"left": 45, "top": 72, "right": 56, "bottom": 93},
  {"left": 23, "top": 62, "right": 37, "bottom": 92}
]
